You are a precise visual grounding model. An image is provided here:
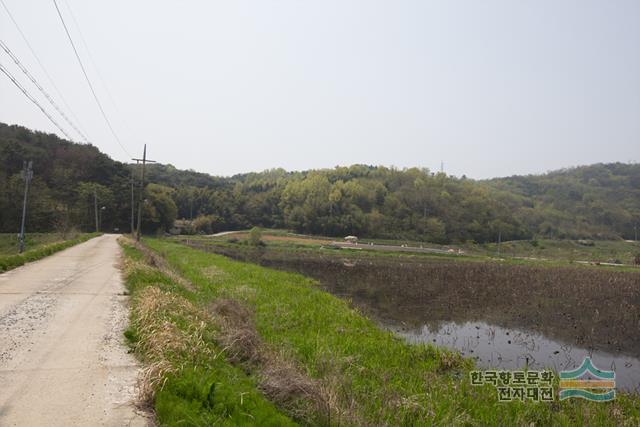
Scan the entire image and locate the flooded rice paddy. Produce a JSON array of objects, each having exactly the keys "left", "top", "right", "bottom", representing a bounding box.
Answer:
[
  {"left": 394, "top": 321, "right": 640, "bottom": 391},
  {"left": 184, "top": 241, "right": 640, "bottom": 392}
]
